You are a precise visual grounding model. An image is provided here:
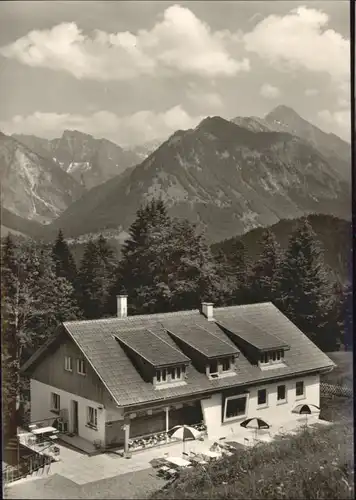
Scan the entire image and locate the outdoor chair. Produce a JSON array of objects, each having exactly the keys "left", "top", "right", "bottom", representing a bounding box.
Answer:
[{"left": 157, "top": 466, "right": 170, "bottom": 477}]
